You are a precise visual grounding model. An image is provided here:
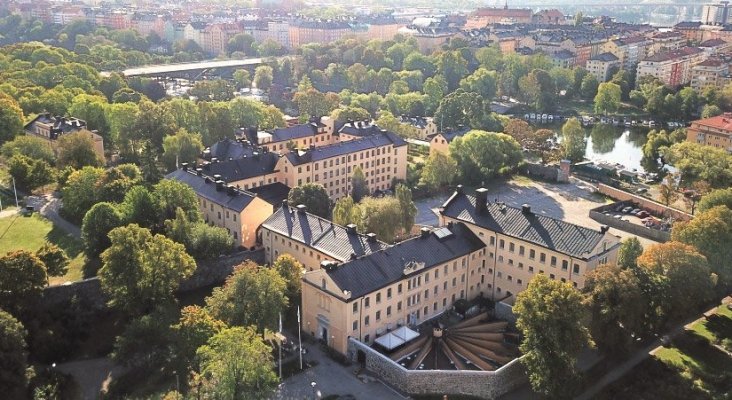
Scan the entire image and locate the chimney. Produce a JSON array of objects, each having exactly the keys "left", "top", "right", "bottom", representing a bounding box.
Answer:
[
  {"left": 475, "top": 188, "right": 488, "bottom": 214},
  {"left": 420, "top": 227, "right": 431, "bottom": 238},
  {"left": 600, "top": 225, "right": 609, "bottom": 234},
  {"left": 195, "top": 168, "right": 203, "bottom": 176},
  {"left": 181, "top": 162, "right": 189, "bottom": 171},
  {"left": 296, "top": 204, "right": 307, "bottom": 214},
  {"left": 282, "top": 199, "right": 289, "bottom": 209},
  {"left": 366, "top": 232, "right": 377, "bottom": 243},
  {"left": 346, "top": 223, "right": 357, "bottom": 234},
  {"left": 213, "top": 174, "right": 222, "bottom": 181},
  {"left": 215, "top": 180, "right": 225, "bottom": 191},
  {"left": 227, "top": 185, "right": 237, "bottom": 196},
  {"left": 522, "top": 204, "right": 532, "bottom": 215},
  {"left": 456, "top": 184, "right": 463, "bottom": 194}
]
